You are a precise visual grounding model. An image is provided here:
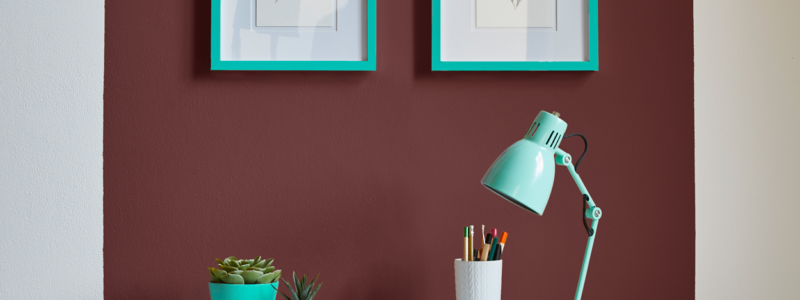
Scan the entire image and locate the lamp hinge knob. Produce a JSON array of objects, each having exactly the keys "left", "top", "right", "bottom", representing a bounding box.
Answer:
[{"left": 585, "top": 207, "right": 602, "bottom": 220}]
